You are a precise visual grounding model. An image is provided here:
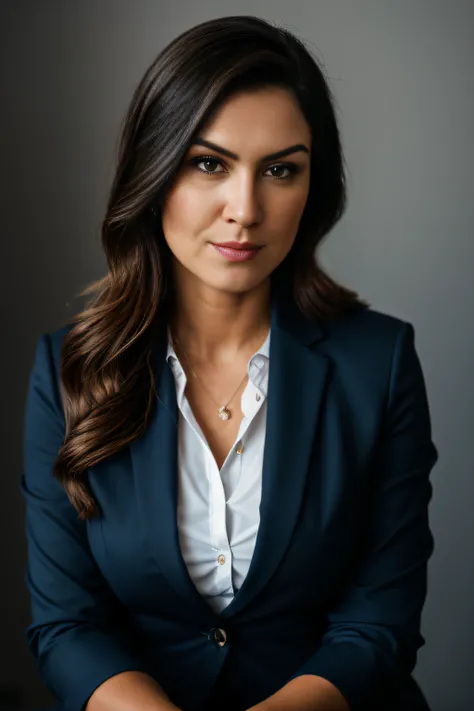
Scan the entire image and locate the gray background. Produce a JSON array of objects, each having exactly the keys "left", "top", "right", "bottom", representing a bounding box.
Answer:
[{"left": 1, "top": 2, "right": 473, "bottom": 709}]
